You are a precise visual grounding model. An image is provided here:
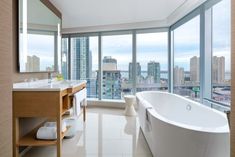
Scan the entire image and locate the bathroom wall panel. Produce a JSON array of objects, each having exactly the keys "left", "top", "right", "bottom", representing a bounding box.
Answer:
[
  {"left": 0, "top": 0, "right": 13, "bottom": 157},
  {"left": 231, "top": 0, "right": 235, "bottom": 156}
]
